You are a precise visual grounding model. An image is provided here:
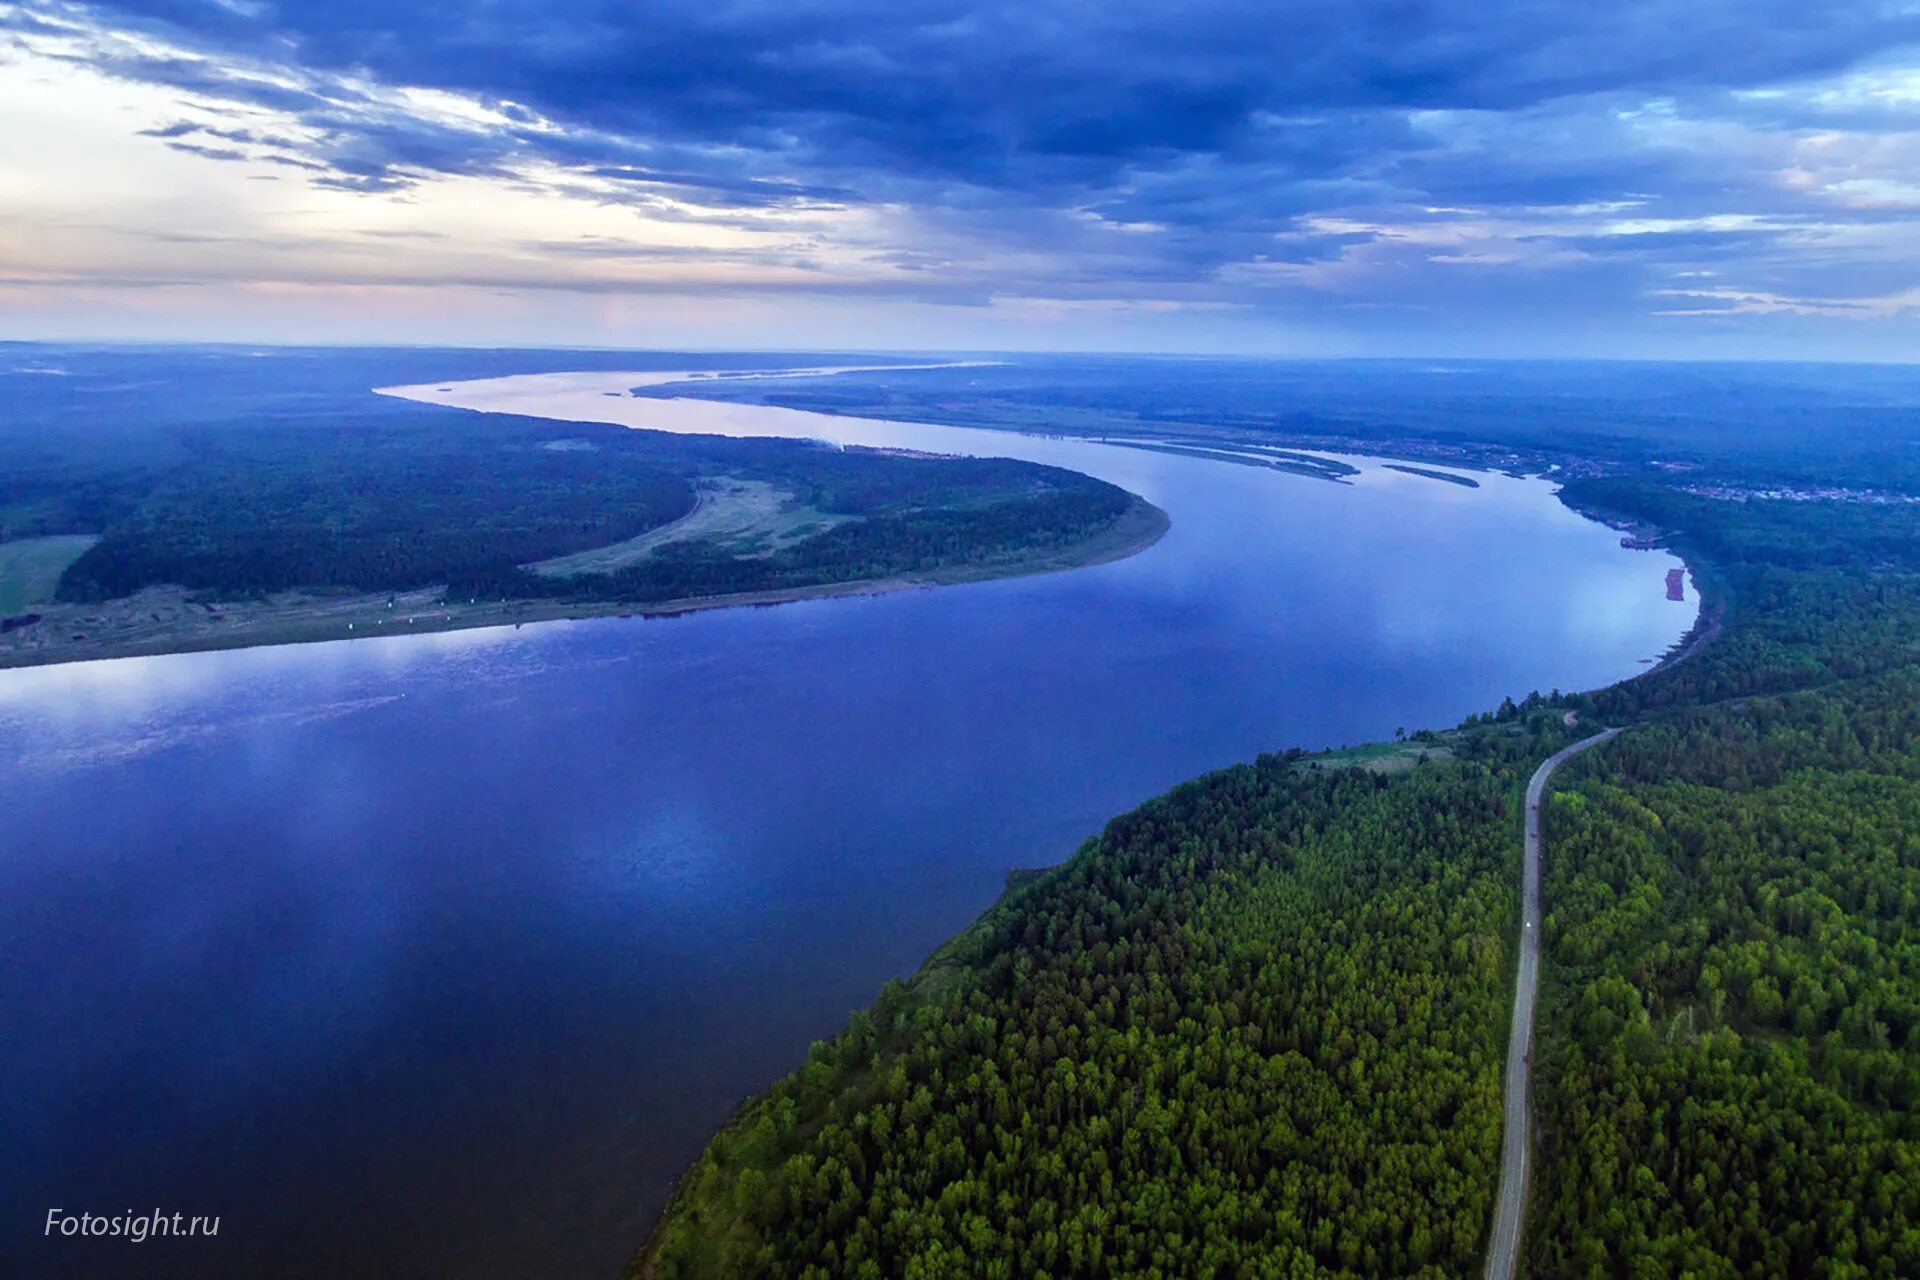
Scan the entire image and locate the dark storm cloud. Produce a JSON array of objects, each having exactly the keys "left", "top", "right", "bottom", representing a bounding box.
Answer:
[
  {"left": 17, "top": 0, "right": 1919, "bottom": 207},
  {"left": 8, "top": 0, "right": 1920, "bottom": 324}
]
